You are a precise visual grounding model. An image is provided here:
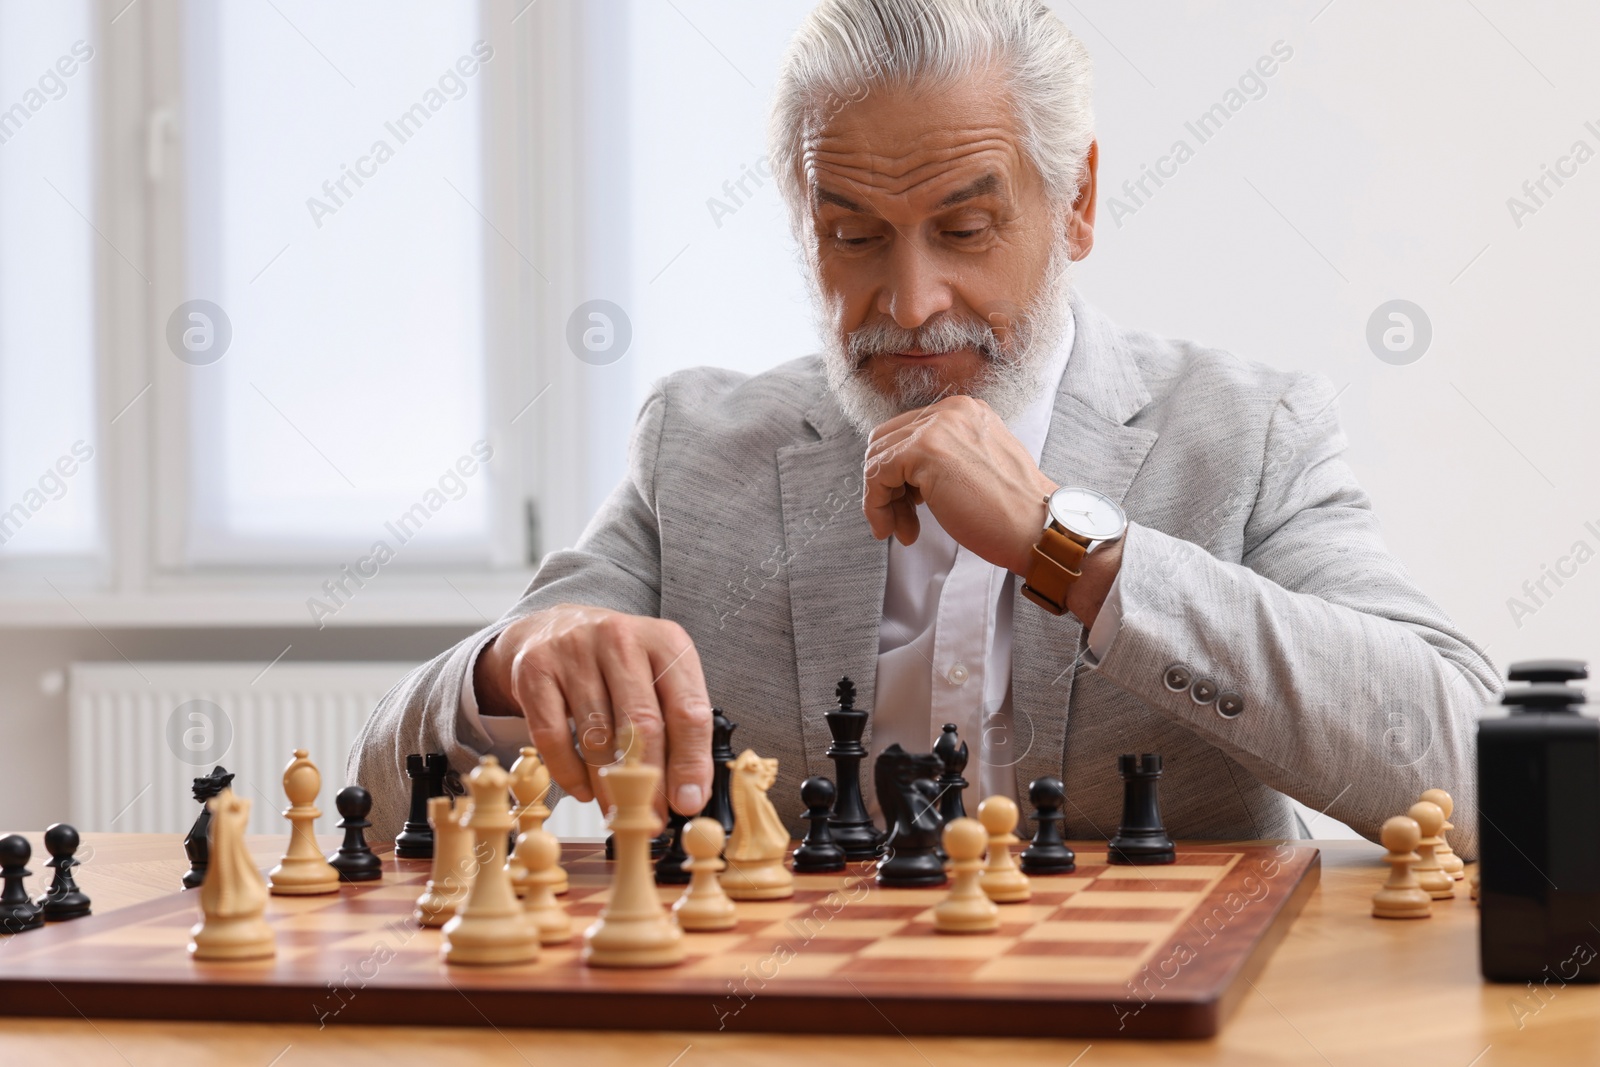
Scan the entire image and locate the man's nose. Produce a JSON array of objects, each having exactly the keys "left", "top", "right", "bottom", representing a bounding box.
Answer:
[{"left": 876, "top": 238, "right": 954, "bottom": 330}]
